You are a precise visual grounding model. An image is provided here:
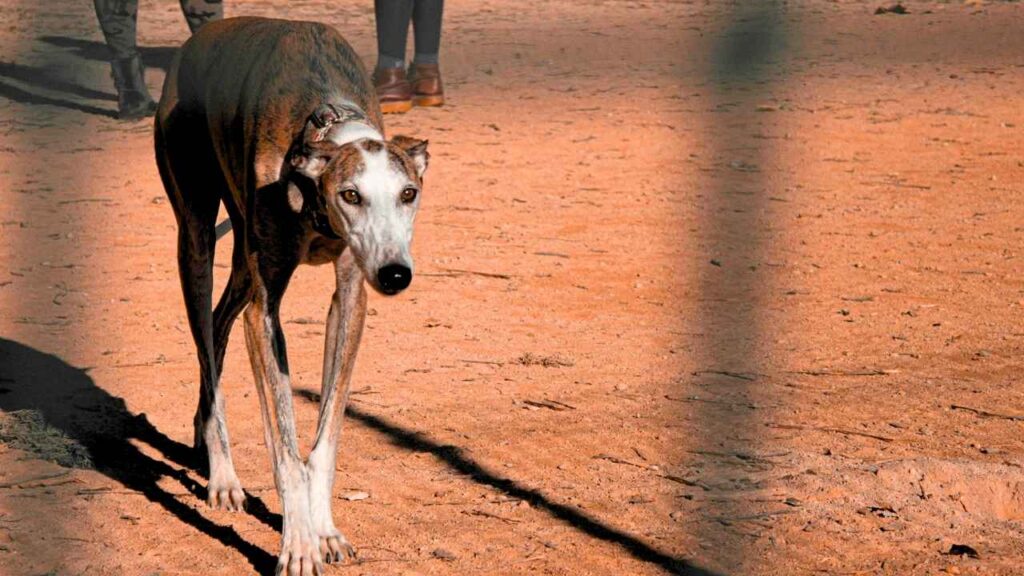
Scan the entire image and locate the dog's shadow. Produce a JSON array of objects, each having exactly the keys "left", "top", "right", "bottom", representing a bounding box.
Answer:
[
  {"left": 296, "top": 391, "right": 714, "bottom": 576},
  {"left": 0, "top": 337, "right": 280, "bottom": 574},
  {"left": 0, "top": 338, "right": 710, "bottom": 576}
]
